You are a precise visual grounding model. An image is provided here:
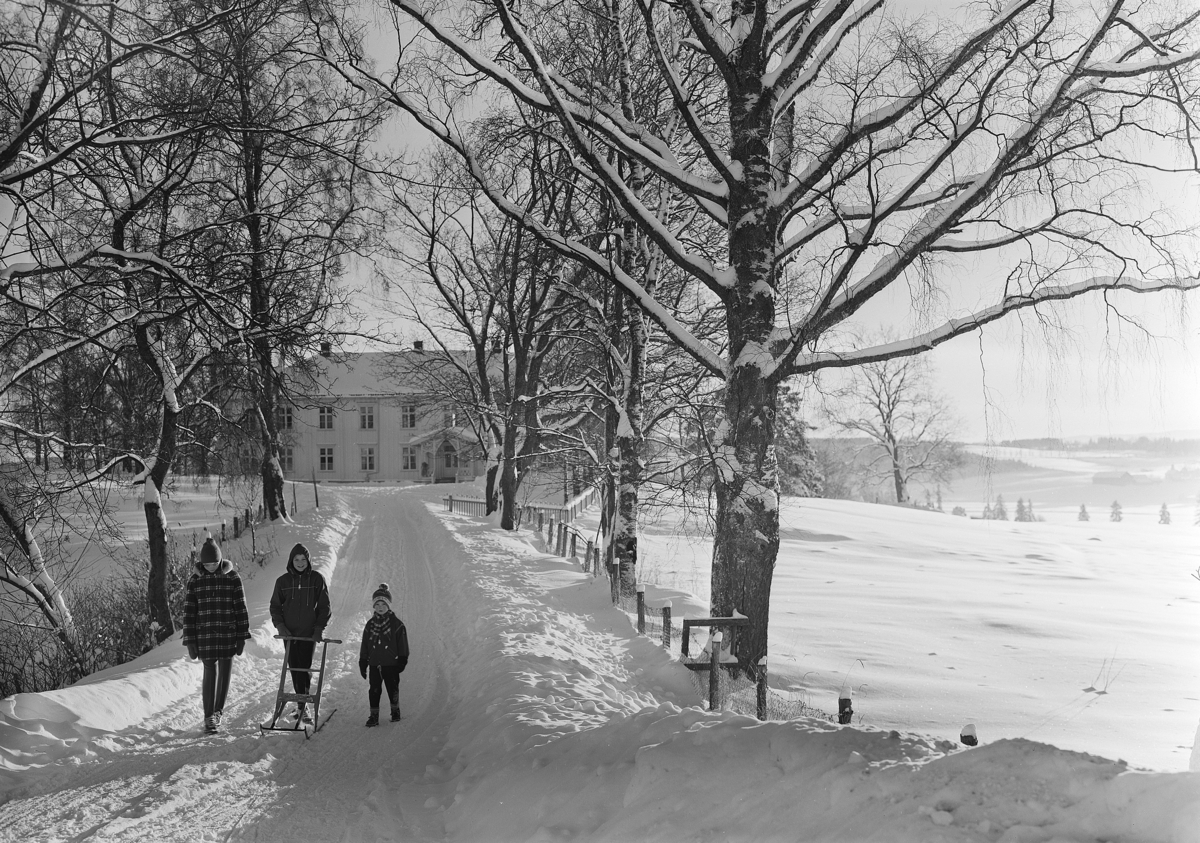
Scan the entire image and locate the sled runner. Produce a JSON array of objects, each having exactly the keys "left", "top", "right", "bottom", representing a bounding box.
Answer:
[{"left": 260, "top": 635, "right": 341, "bottom": 738}]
